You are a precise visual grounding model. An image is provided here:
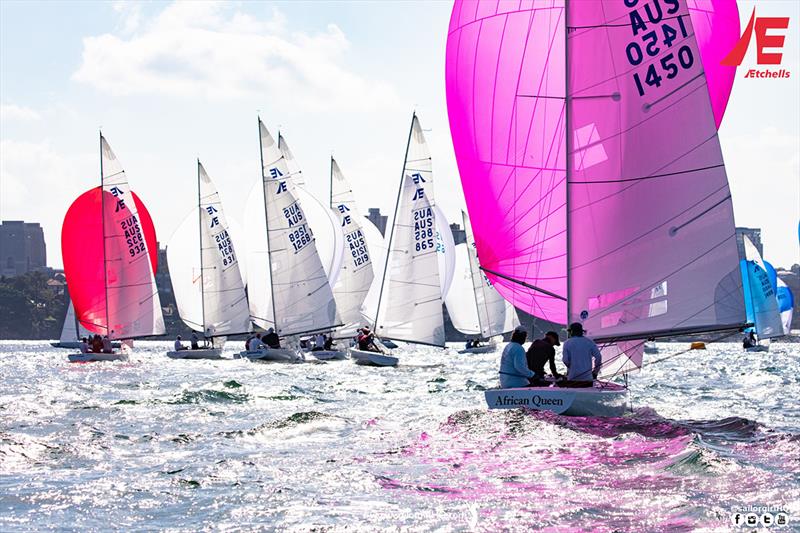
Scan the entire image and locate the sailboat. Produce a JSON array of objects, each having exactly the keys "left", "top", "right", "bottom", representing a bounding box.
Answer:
[
  {"left": 61, "top": 133, "right": 165, "bottom": 362},
  {"left": 165, "top": 161, "right": 251, "bottom": 359},
  {"left": 740, "top": 235, "right": 782, "bottom": 352},
  {"left": 446, "top": 211, "right": 519, "bottom": 354},
  {"left": 352, "top": 113, "right": 446, "bottom": 366},
  {"left": 237, "top": 118, "right": 341, "bottom": 362},
  {"left": 51, "top": 298, "right": 121, "bottom": 349},
  {"left": 325, "top": 157, "right": 375, "bottom": 359},
  {"left": 446, "top": 0, "right": 747, "bottom": 415}
]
